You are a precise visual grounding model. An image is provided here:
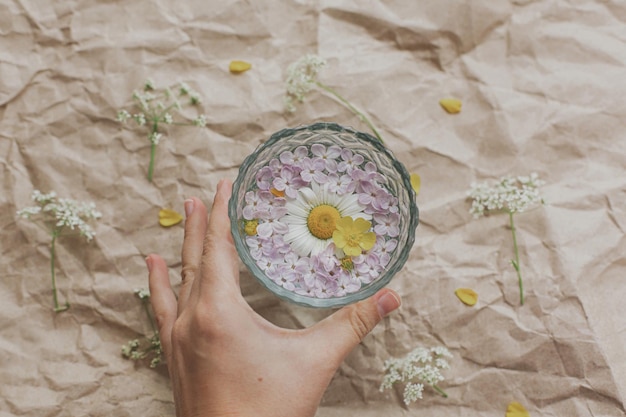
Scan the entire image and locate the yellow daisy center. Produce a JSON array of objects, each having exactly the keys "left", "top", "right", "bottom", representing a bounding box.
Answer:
[{"left": 307, "top": 204, "right": 341, "bottom": 239}]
